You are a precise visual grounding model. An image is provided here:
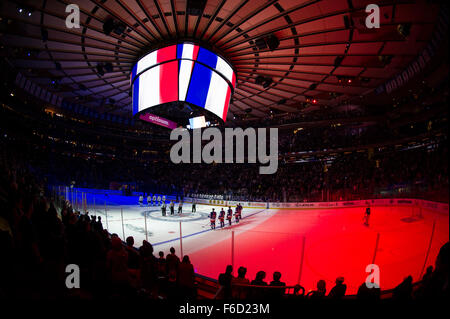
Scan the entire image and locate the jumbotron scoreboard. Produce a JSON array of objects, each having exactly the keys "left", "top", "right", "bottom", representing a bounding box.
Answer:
[{"left": 130, "top": 42, "right": 236, "bottom": 127}]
